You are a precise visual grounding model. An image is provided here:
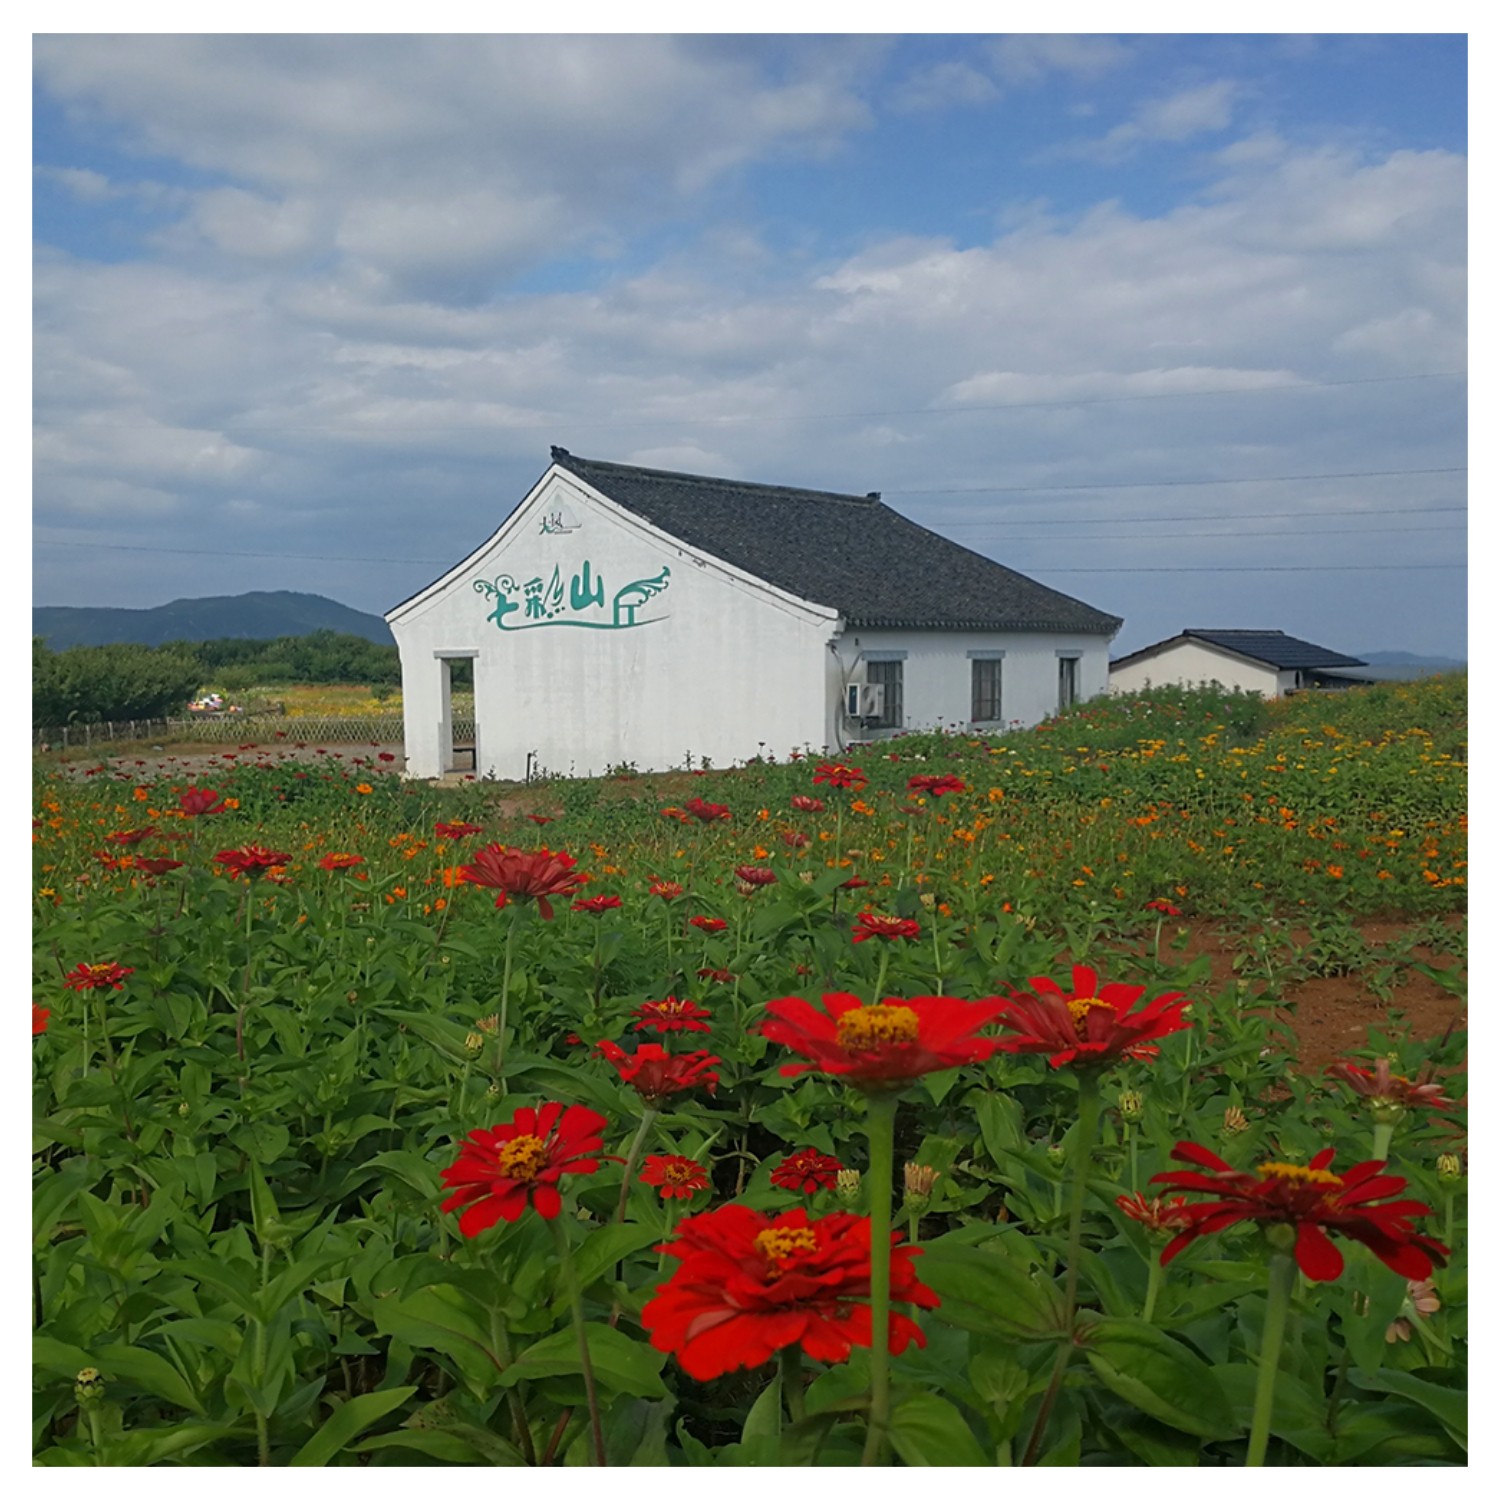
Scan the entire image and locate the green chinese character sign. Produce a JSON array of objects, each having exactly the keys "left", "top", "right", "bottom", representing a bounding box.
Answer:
[{"left": 474, "top": 562, "right": 671, "bottom": 632}]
